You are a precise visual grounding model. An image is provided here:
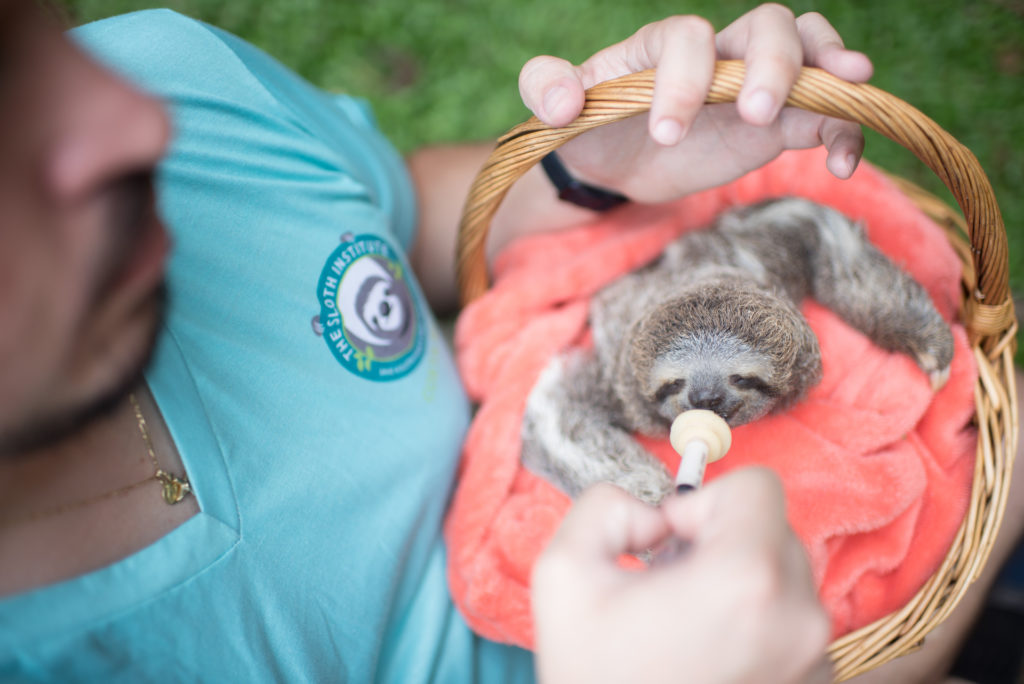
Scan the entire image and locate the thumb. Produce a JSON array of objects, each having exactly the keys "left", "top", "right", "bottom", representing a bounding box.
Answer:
[
  {"left": 661, "top": 468, "right": 789, "bottom": 551},
  {"left": 519, "top": 55, "right": 586, "bottom": 127},
  {"left": 544, "top": 483, "right": 670, "bottom": 565}
]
